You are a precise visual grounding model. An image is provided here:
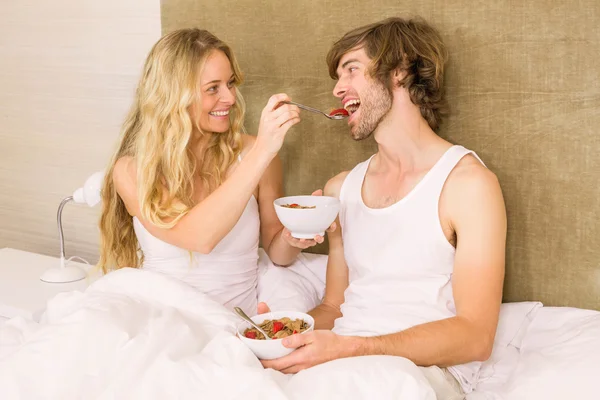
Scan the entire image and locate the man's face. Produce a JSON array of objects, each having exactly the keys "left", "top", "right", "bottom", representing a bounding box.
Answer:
[{"left": 332, "top": 47, "right": 392, "bottom": 141}]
